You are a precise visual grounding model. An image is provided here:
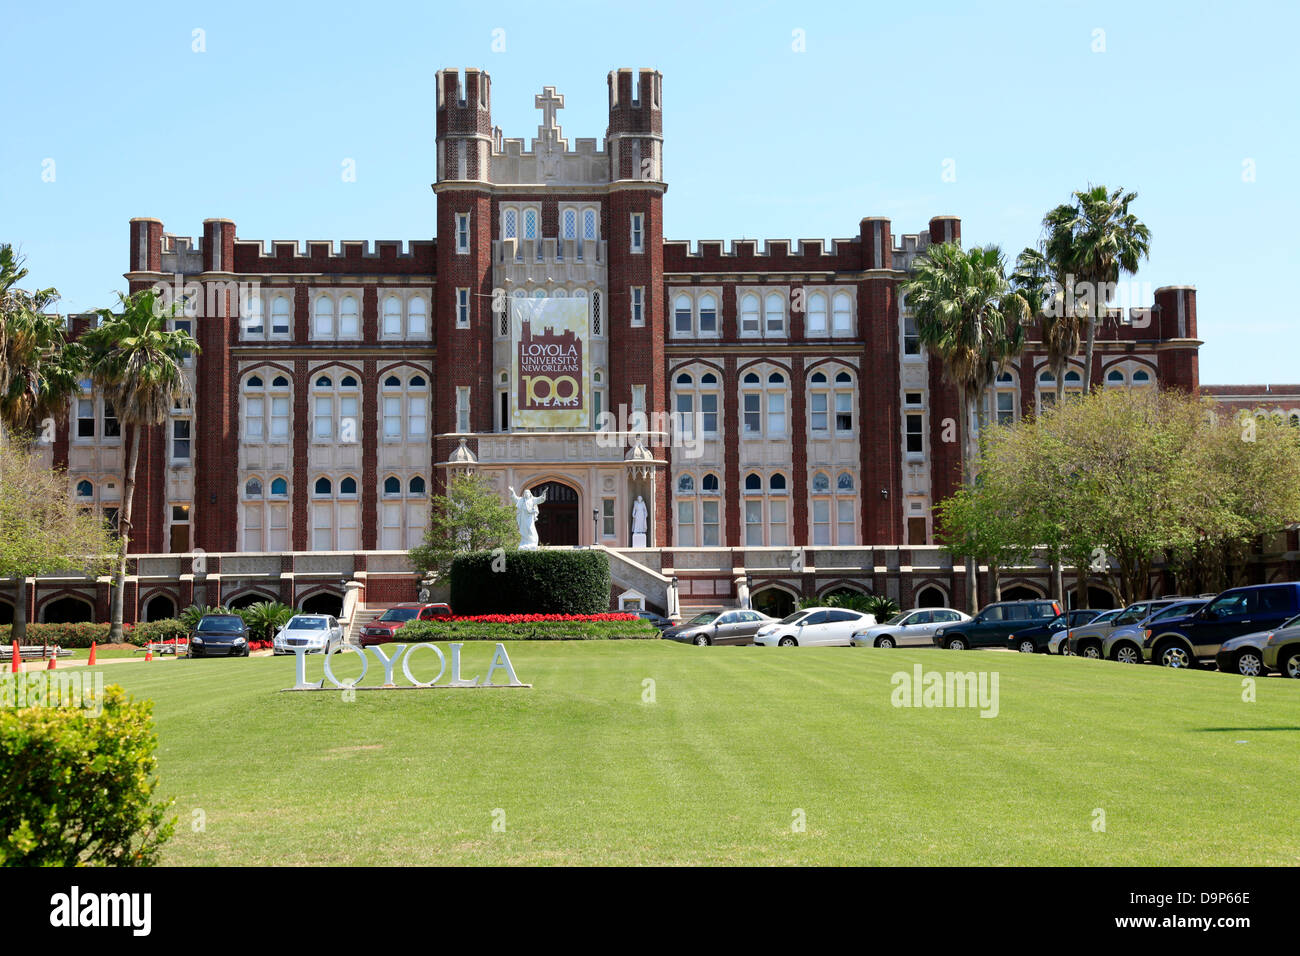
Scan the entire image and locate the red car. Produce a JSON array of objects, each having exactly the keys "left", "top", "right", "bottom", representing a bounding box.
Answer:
[{"left": 358, "top": 603, "right": 452, "bottom": 646}]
